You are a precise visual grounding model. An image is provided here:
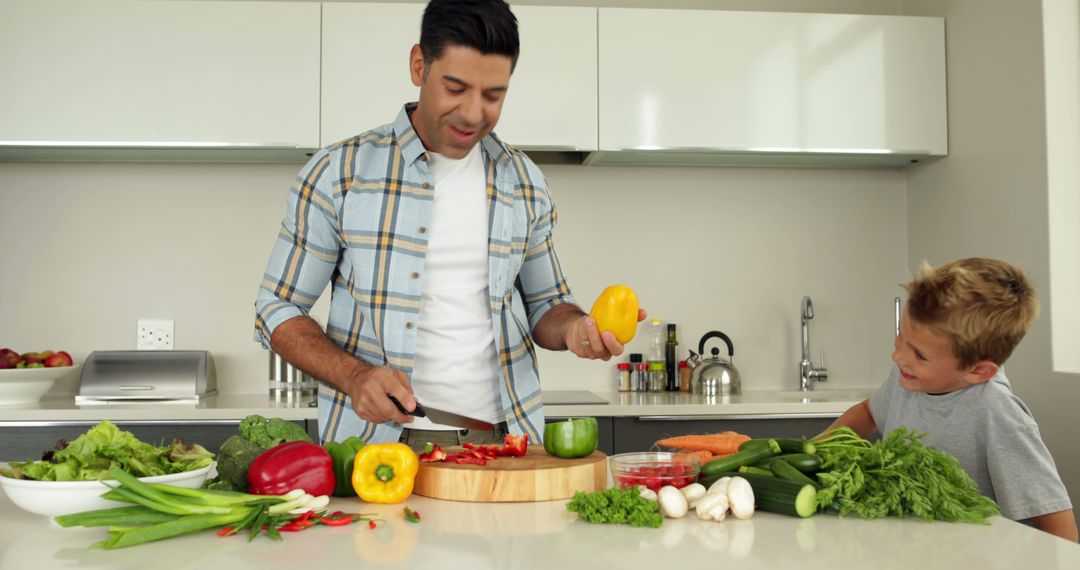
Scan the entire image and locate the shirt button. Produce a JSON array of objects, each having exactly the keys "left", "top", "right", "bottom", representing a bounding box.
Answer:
[
  {"left": 418, "top": 226, "right": 427, "bottom": 234},
  {"left": 405, "top": 322, "right": 414, "bottom": 330},
  {"left": 422, "top": 182, "right": 430, "bottom": 189},
  {"left": 411, "top": 272, "right": 420, "bottom": 279}
]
